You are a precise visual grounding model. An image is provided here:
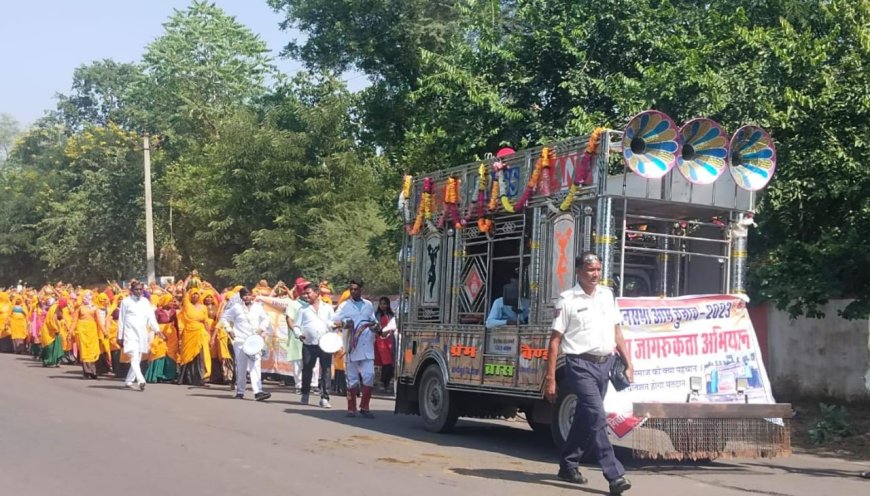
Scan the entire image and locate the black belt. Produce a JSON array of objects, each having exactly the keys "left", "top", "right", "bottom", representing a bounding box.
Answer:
[{"left": 569, "top": 353, "right": 612, "bottom": 364}]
